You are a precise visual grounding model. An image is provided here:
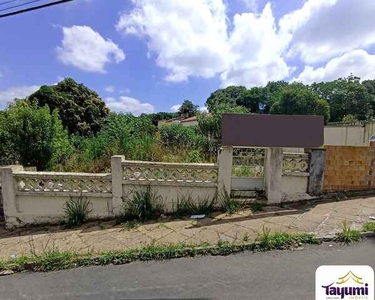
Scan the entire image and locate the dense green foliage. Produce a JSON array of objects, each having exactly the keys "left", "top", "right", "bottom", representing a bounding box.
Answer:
[
  {"left": 310, "top": 75, "right": 373, "bottom": 122},
  {"left": 28, "top": 78, "right": 109, "bottom": 136},
  {"left": 2, "top": 74, "right": 375, "bottom": 172},
  {"left": 0, "top": 102, "right": 71, "bottom": 169},
  {"left": 206, "top": 75, "right": 375, "bottom": 123},
  {"left": 270, "top": 87, "right": 330, "bottom": 122}
]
